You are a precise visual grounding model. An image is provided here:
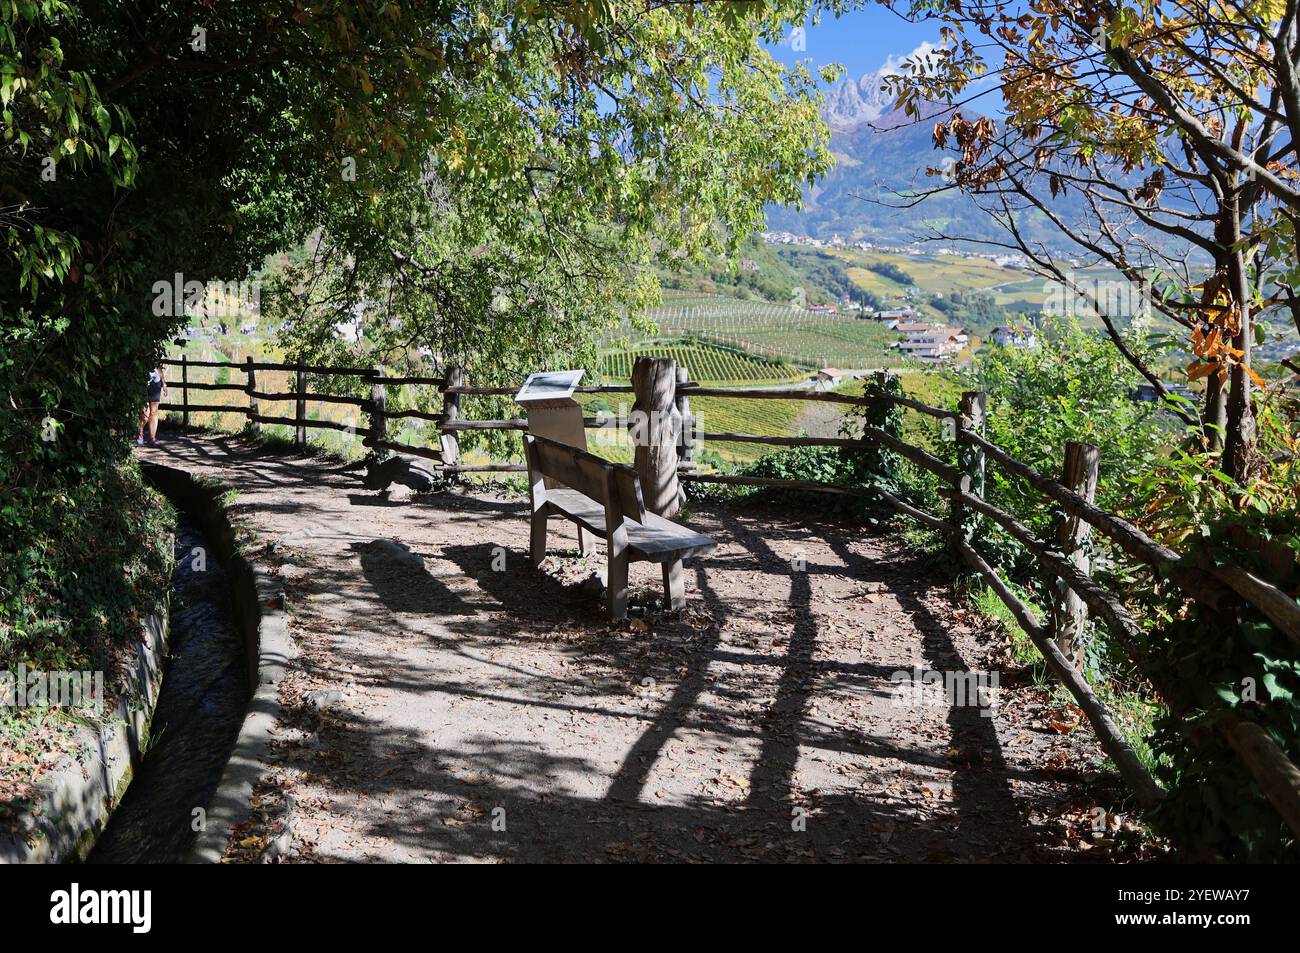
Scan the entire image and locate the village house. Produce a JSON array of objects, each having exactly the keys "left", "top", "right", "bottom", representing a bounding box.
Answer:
[
  {"left": 892, "top": 324, "right": 967, "bottom": 365},
  {"left": 1130, "top": 382, "right": 1194, "bottom": 404},
  {"left": 878, "top": 308, "right": 919, "bottom": 326},
  {"left": 811, "top": 367, "right": 847, "bottom": 389},
  {"left": 992, "top": 325, "right": 1037, "bottom": 348}
]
